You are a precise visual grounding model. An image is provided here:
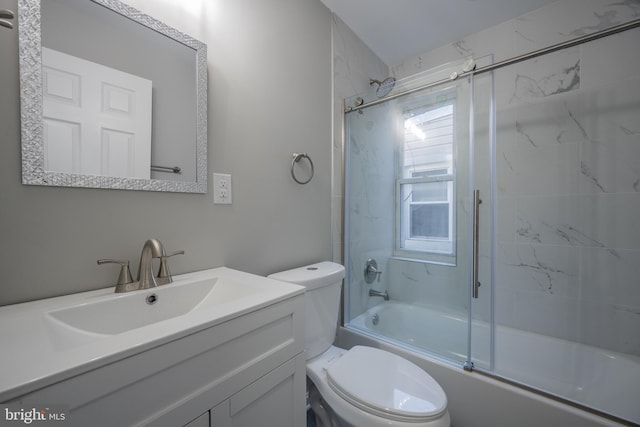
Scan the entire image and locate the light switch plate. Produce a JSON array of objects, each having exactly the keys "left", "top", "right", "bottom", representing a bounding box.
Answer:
[{"left": 213, "top": 173, "right": 232, "bottom": 204}]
